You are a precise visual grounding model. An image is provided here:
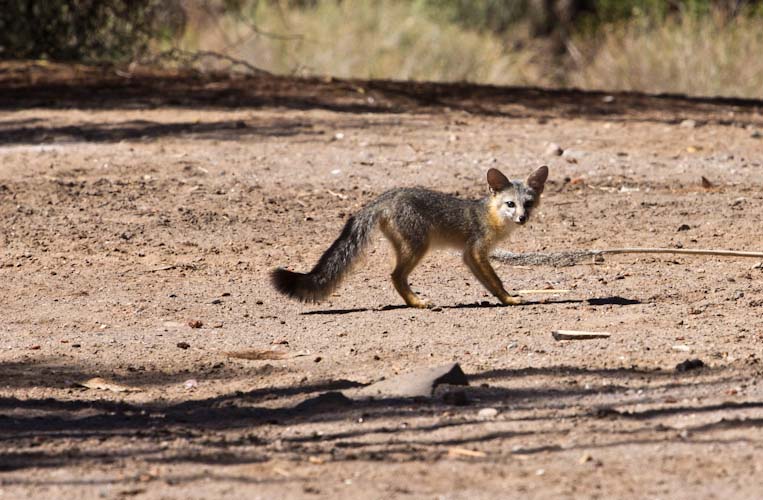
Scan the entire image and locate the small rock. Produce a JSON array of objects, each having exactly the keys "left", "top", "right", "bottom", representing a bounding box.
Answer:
[
  {"left": 176, "top": 342, "right": 191, "bottom": 349},
  {"left": 751, "top": 129, "right": 761, "bottom": 138},
  {"left": 545, "top": 143, "right": 563, "bottom": 156},
  {"left": 210, "top": 298, "right": 222, "bottom": 305},
  {"left": 561, "top": 149, "right": 585, "bottom": 163},
  {"left": 352, "top": 363, "right": 468, "bottom": 399},
  {"left": 183, "top": 379, "right": 198, "bottom": 389},
  {"left": 477, "top": 407, "right": 499, "bottom": 419},
  {"left": 680, "top": 119, "right": 697, "bottom": 128},
  {"left": 187, "top": 320, "right": 203, "bottom": 329},
  {"left": 677, "top": 224, "right": 691, "bottom": 232},
  {"left": 676, "top": 358, "right": 704, "bottom": 372}
]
